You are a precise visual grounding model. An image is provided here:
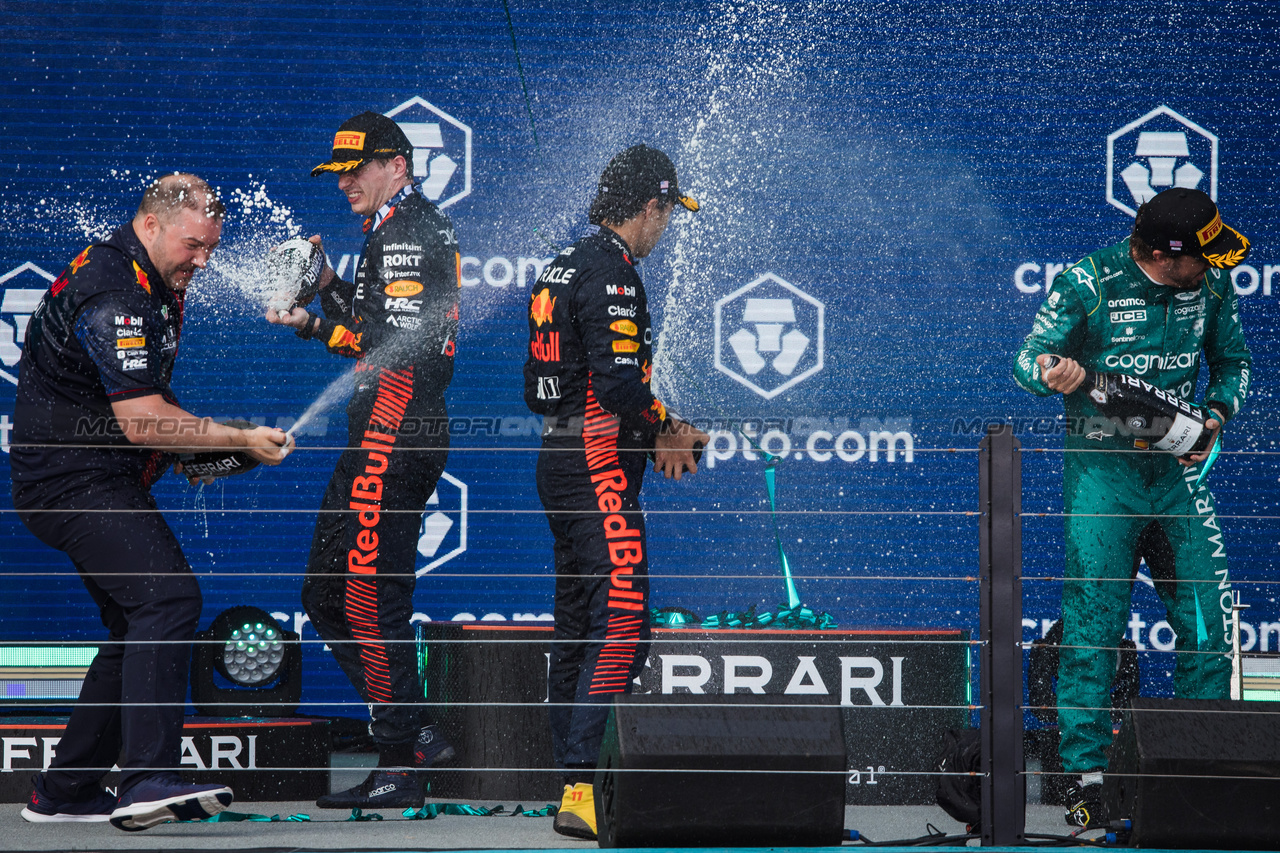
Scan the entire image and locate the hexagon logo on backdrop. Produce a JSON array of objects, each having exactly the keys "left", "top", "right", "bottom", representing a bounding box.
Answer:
[
  {"left": 714, "top": 273, "right": 824, "bottom": 400},
  {"left": 0, "top": 262, "right": 55, "bottom": 386},
  {"left": 415, "top": 471, "right": 467, "bottom": 576},
  {"left": 1106, "top": 105, "right": 1218, "bottom": 217},
  {"left": 385, "top": 97, "right": 472, "bottom": 209}
]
